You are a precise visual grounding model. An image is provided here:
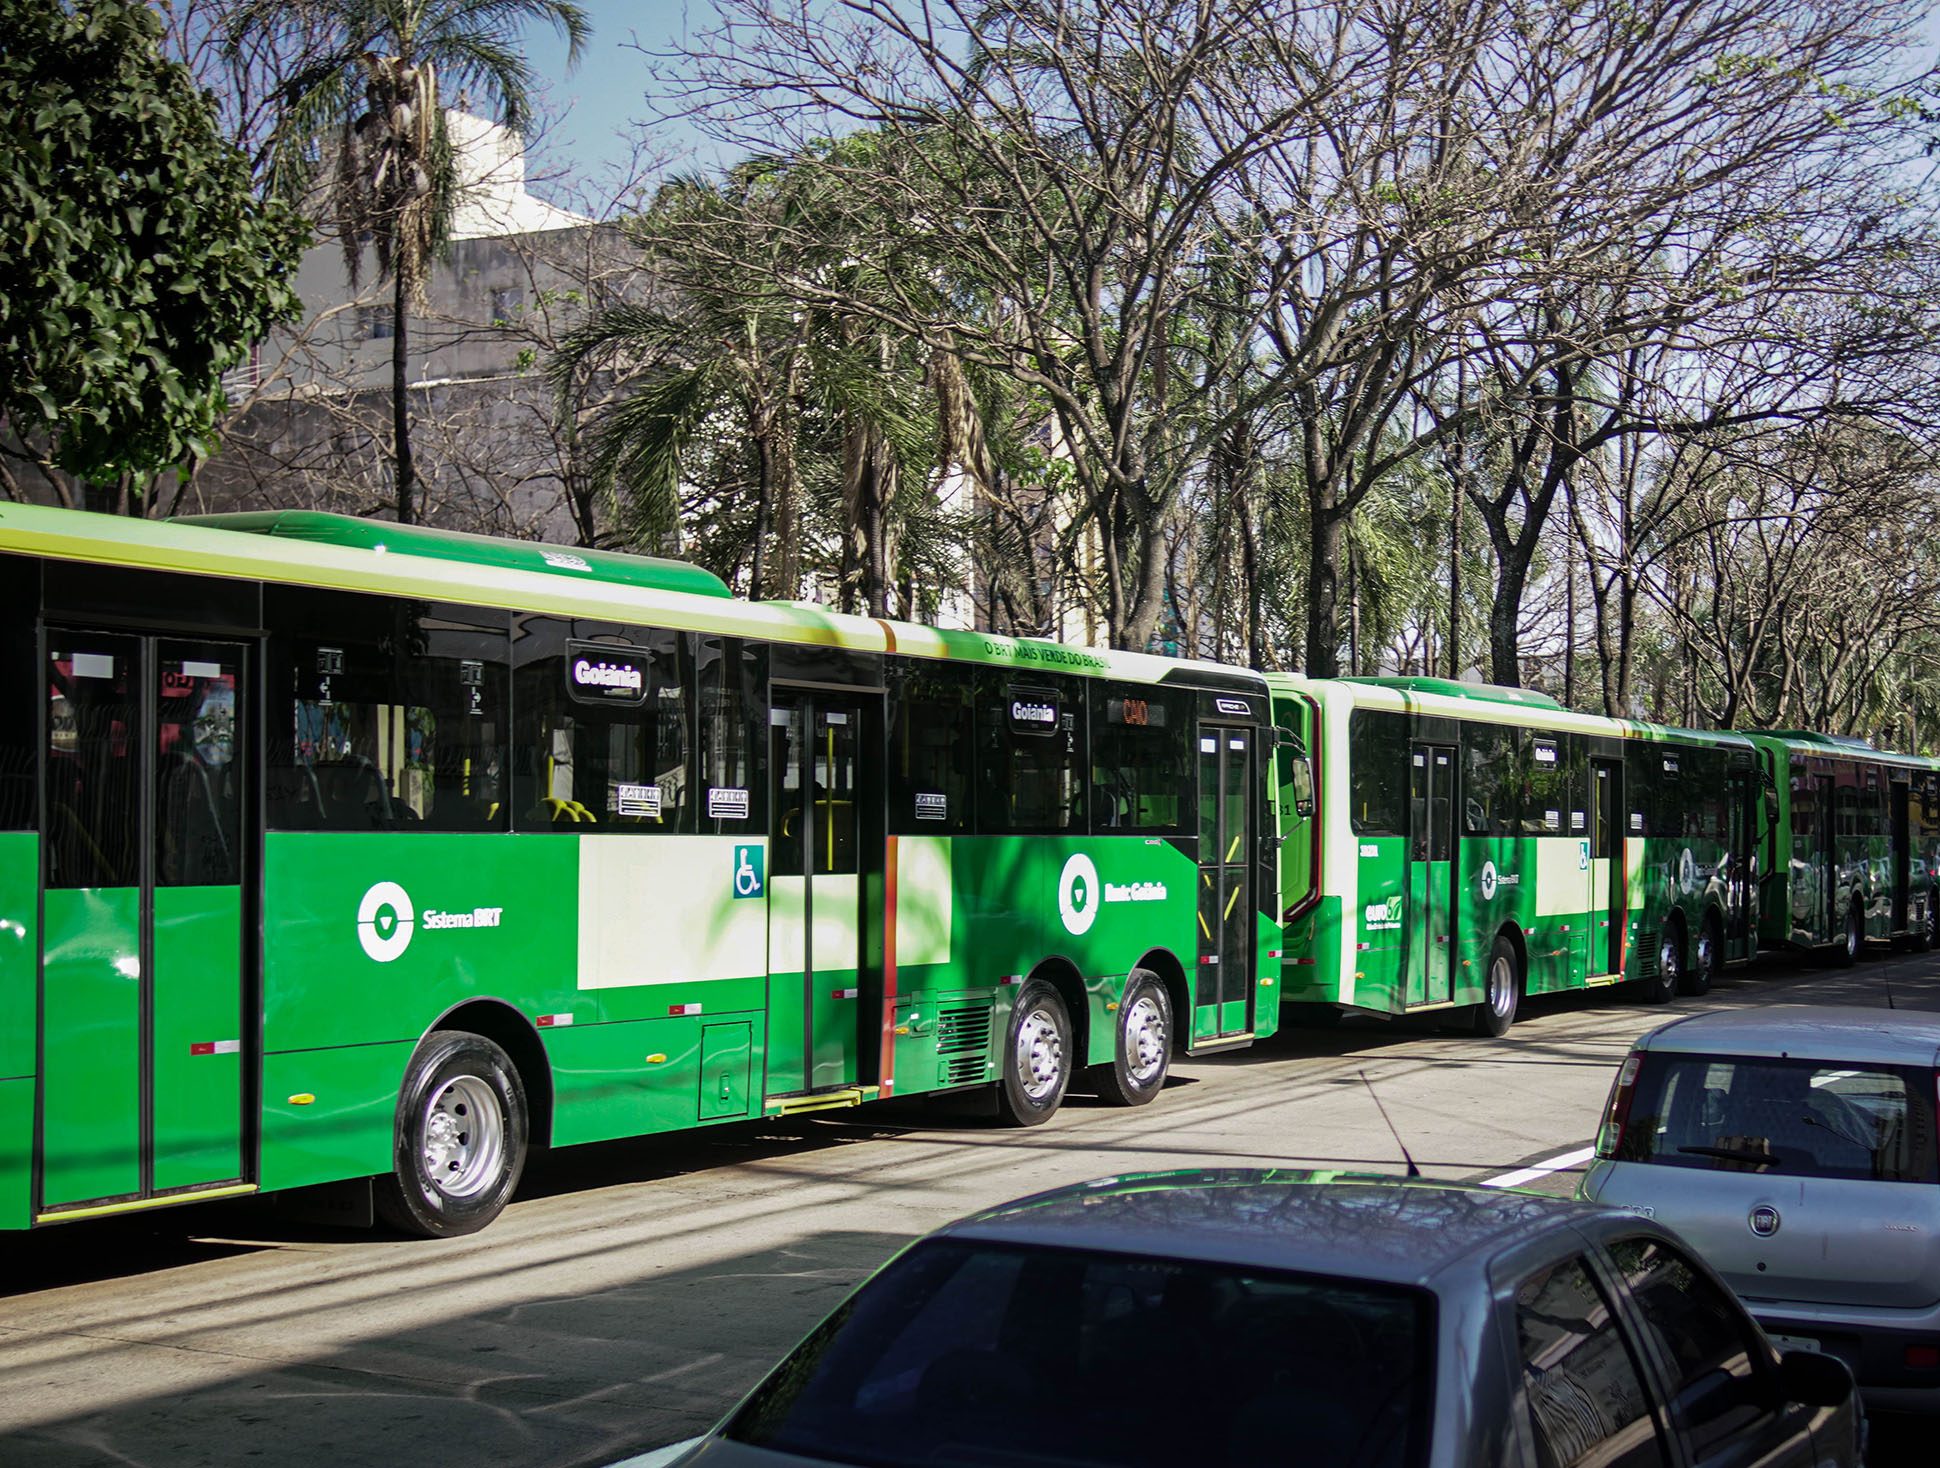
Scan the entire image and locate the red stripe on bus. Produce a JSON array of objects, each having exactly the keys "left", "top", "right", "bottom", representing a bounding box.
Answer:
[
  {"left": 880, "top": 834, "right": 899, "bottom": 1095},
  {"left": 190, "top": 1042, "right": 215, "bottom": 1055}
]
